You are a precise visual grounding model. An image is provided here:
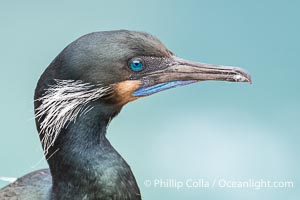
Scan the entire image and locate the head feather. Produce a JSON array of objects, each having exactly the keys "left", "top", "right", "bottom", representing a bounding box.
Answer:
[{"left": 35, "top": 79, "right": 112, "bottom": 156}]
